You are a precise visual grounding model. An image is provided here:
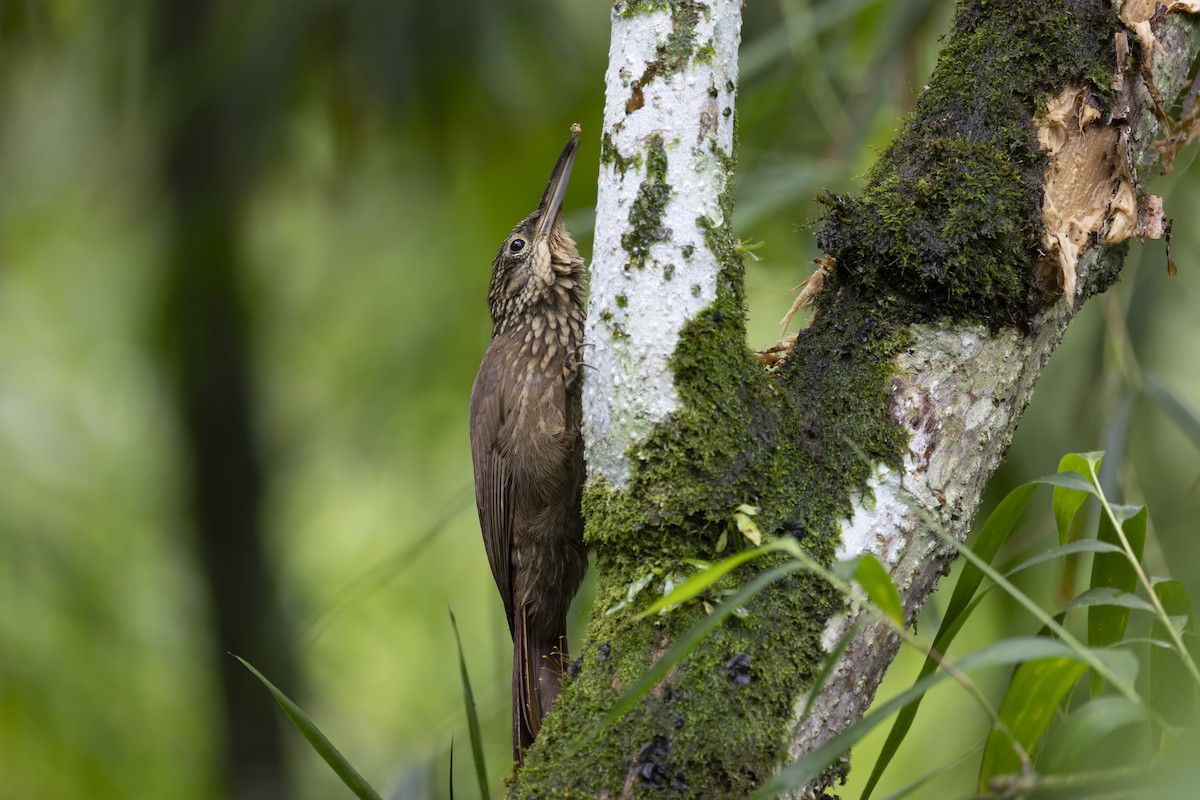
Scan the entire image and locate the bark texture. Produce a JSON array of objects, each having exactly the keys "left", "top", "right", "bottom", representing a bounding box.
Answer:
[{"left": 511, "top": 1, "right": 1200, "bottom": 798}]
